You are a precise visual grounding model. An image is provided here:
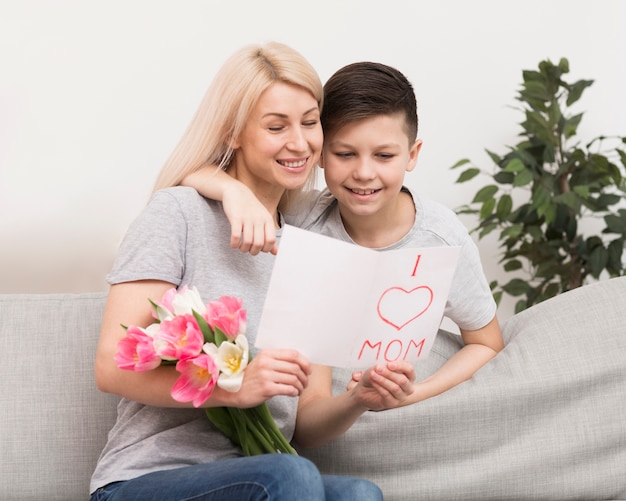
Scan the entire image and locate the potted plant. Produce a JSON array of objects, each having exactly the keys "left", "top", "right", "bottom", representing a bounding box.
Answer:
[{"left": 452, "top": 57, "right": 626, "bottom": 313}]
